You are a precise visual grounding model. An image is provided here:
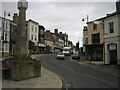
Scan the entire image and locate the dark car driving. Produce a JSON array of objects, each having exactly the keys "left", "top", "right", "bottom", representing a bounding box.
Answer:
[{"left": 72, "top": 51, "right": 80, "bottom": 61}]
